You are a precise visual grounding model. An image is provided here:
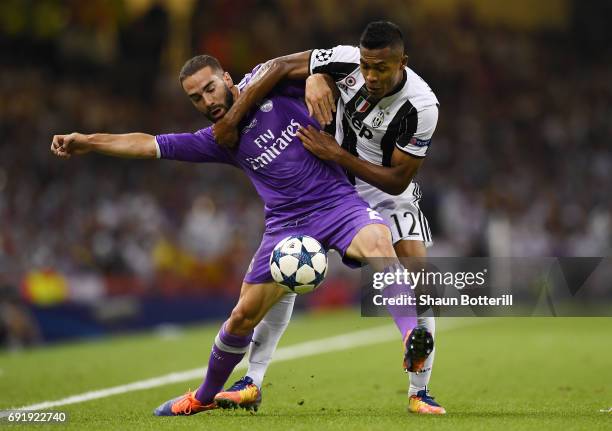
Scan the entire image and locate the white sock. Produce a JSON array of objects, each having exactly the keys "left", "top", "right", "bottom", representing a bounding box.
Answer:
[
  {"left": 408, "top": 316, "right": 435, "bottom": 396},
  {"left": 246, "top": 293, "right": 296, "bottom": 387}
]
